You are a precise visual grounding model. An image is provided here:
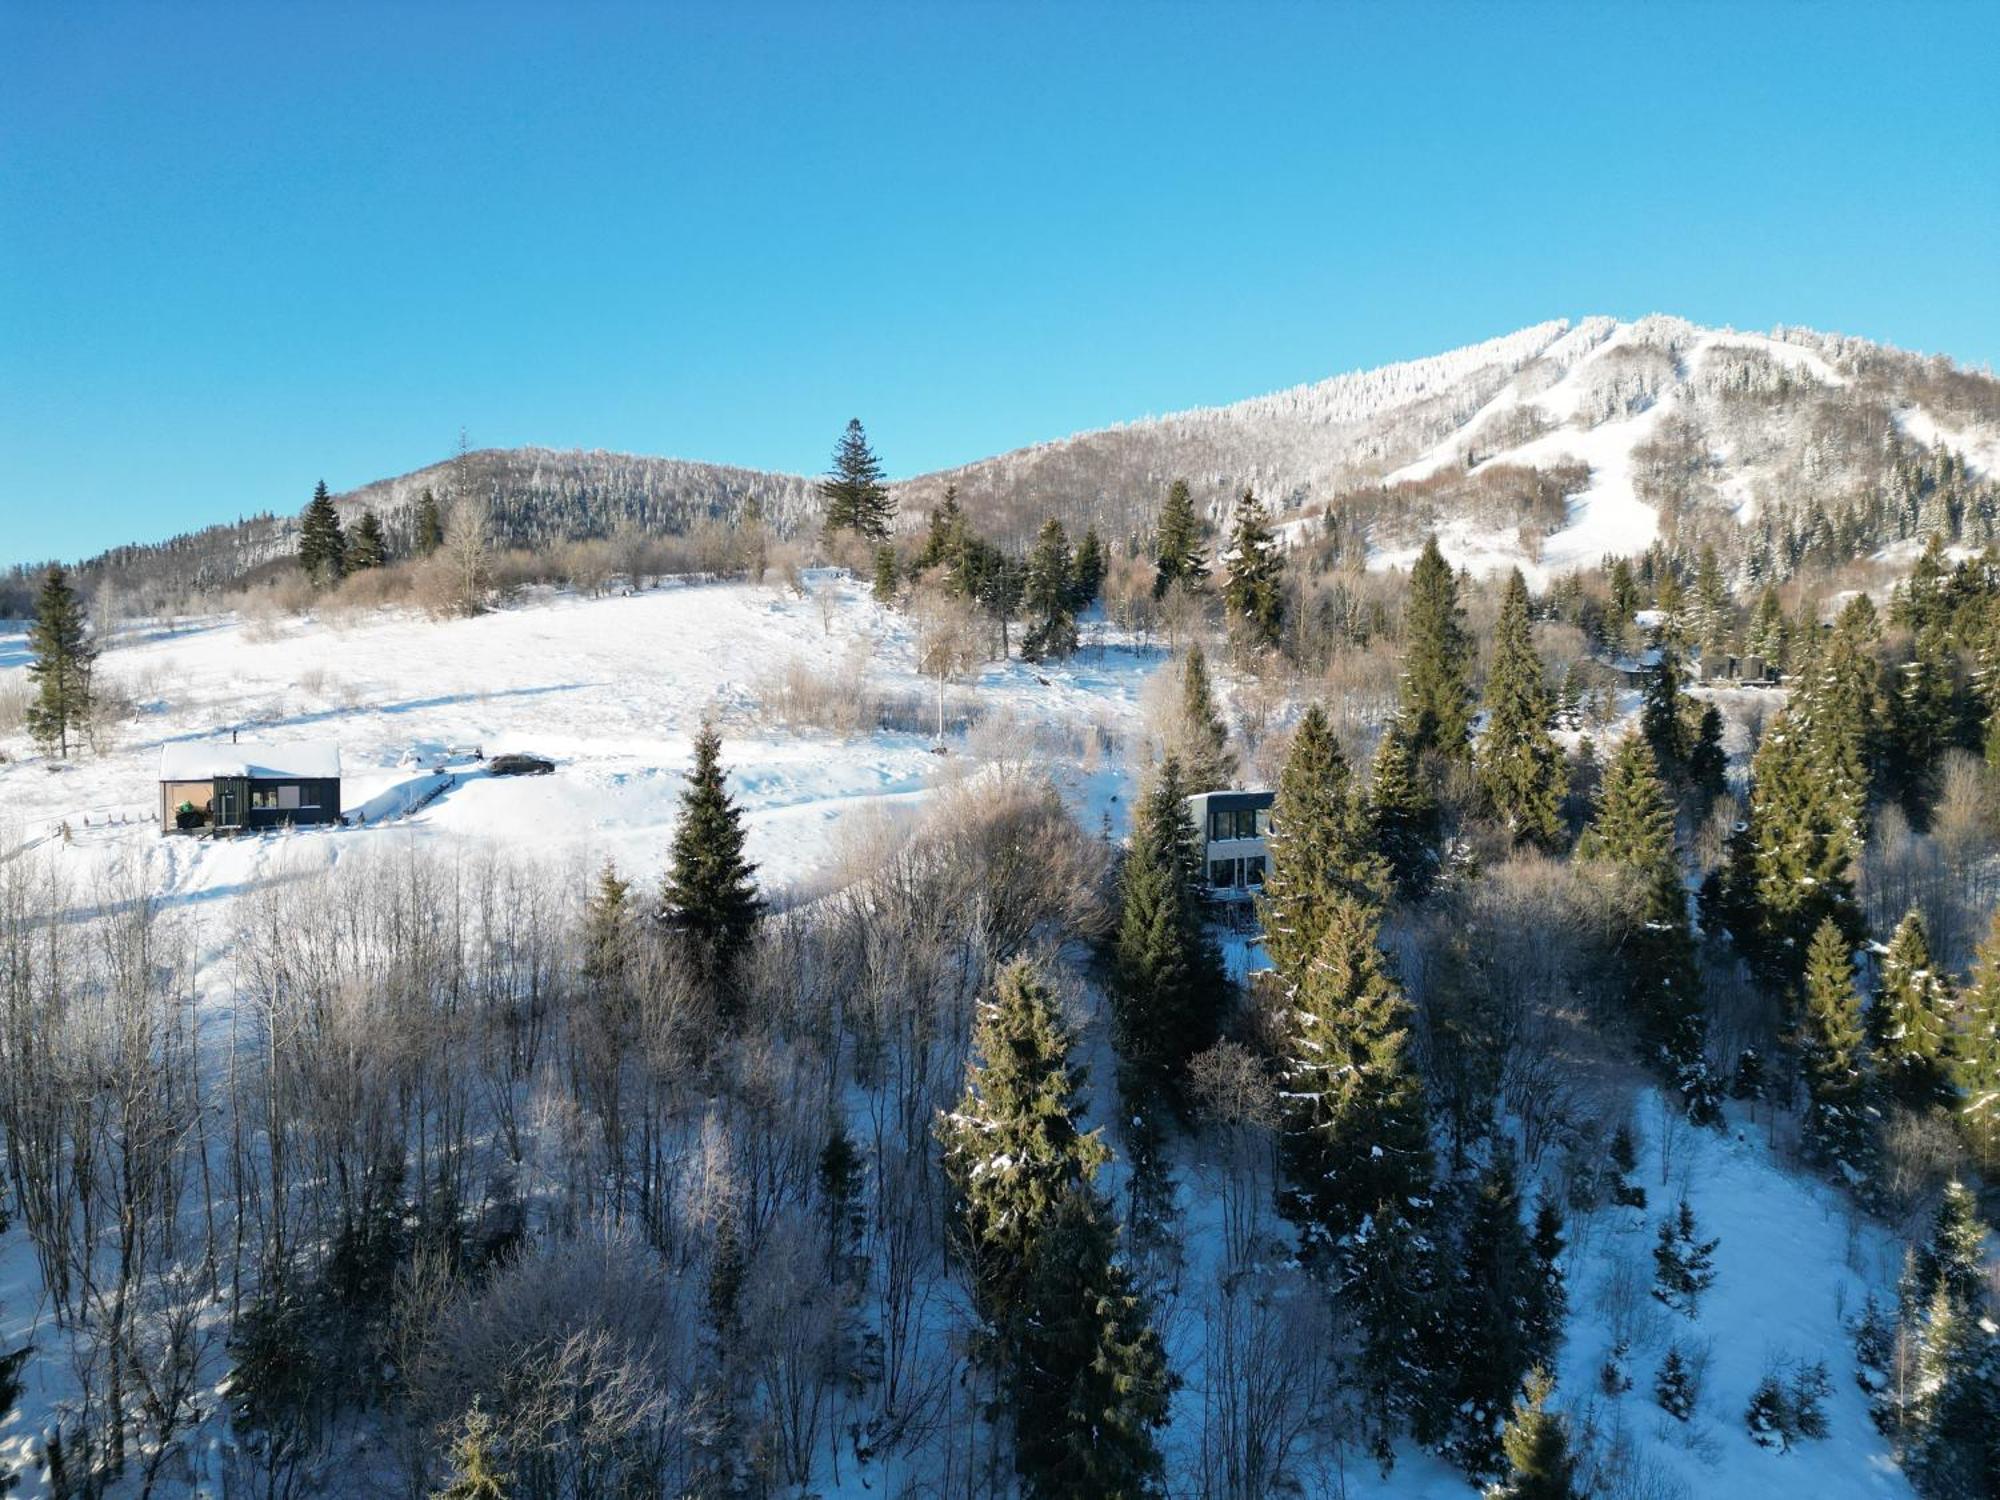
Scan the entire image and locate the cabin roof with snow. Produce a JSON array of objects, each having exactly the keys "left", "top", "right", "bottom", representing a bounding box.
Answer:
[{"left": 158, "top": 740, "right": 342, "bottom": 782}]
